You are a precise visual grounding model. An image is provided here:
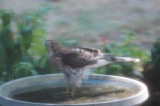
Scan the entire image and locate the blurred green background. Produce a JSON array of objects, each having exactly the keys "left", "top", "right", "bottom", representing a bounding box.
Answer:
[{"left": 0, "top": 0, "right": 160, "bottom": 105}]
